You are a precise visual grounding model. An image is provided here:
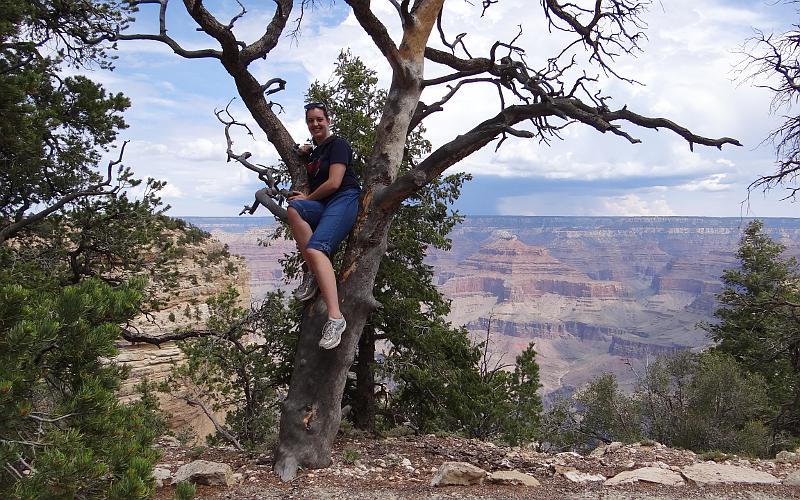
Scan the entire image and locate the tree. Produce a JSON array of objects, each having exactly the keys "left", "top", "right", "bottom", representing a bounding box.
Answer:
[
  {"left": 188, "top": 53, "right": 542, "bottom": 446},
  {"left": 117, "top": 0, "right": 741, "bottom": 479},
  {"left": 163, "top": 289, "right": 296, "bottom": 451},
  {"left": 637, "top": 351, "right": 771, "bottom": 455},
  {"left": 303, "top": 51, "right": 469, "bottom": 432},
  {"left": 704, "top": 220, "right": 800, "bottom": 447},
  {"left": 541, "top": 351, "right": 772, "bottom": 456},
  {"left": 1, "top": 1, "right": 224, "bottom": 494},
  {"left": 739, "top": 1, "right": 800, "bottom": 198},
  {"left": 0, "top": 0, "right": 135, "bottom": 244},
  {"left": 0, "top": 278, "right": 164, "bottom": 498}
]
